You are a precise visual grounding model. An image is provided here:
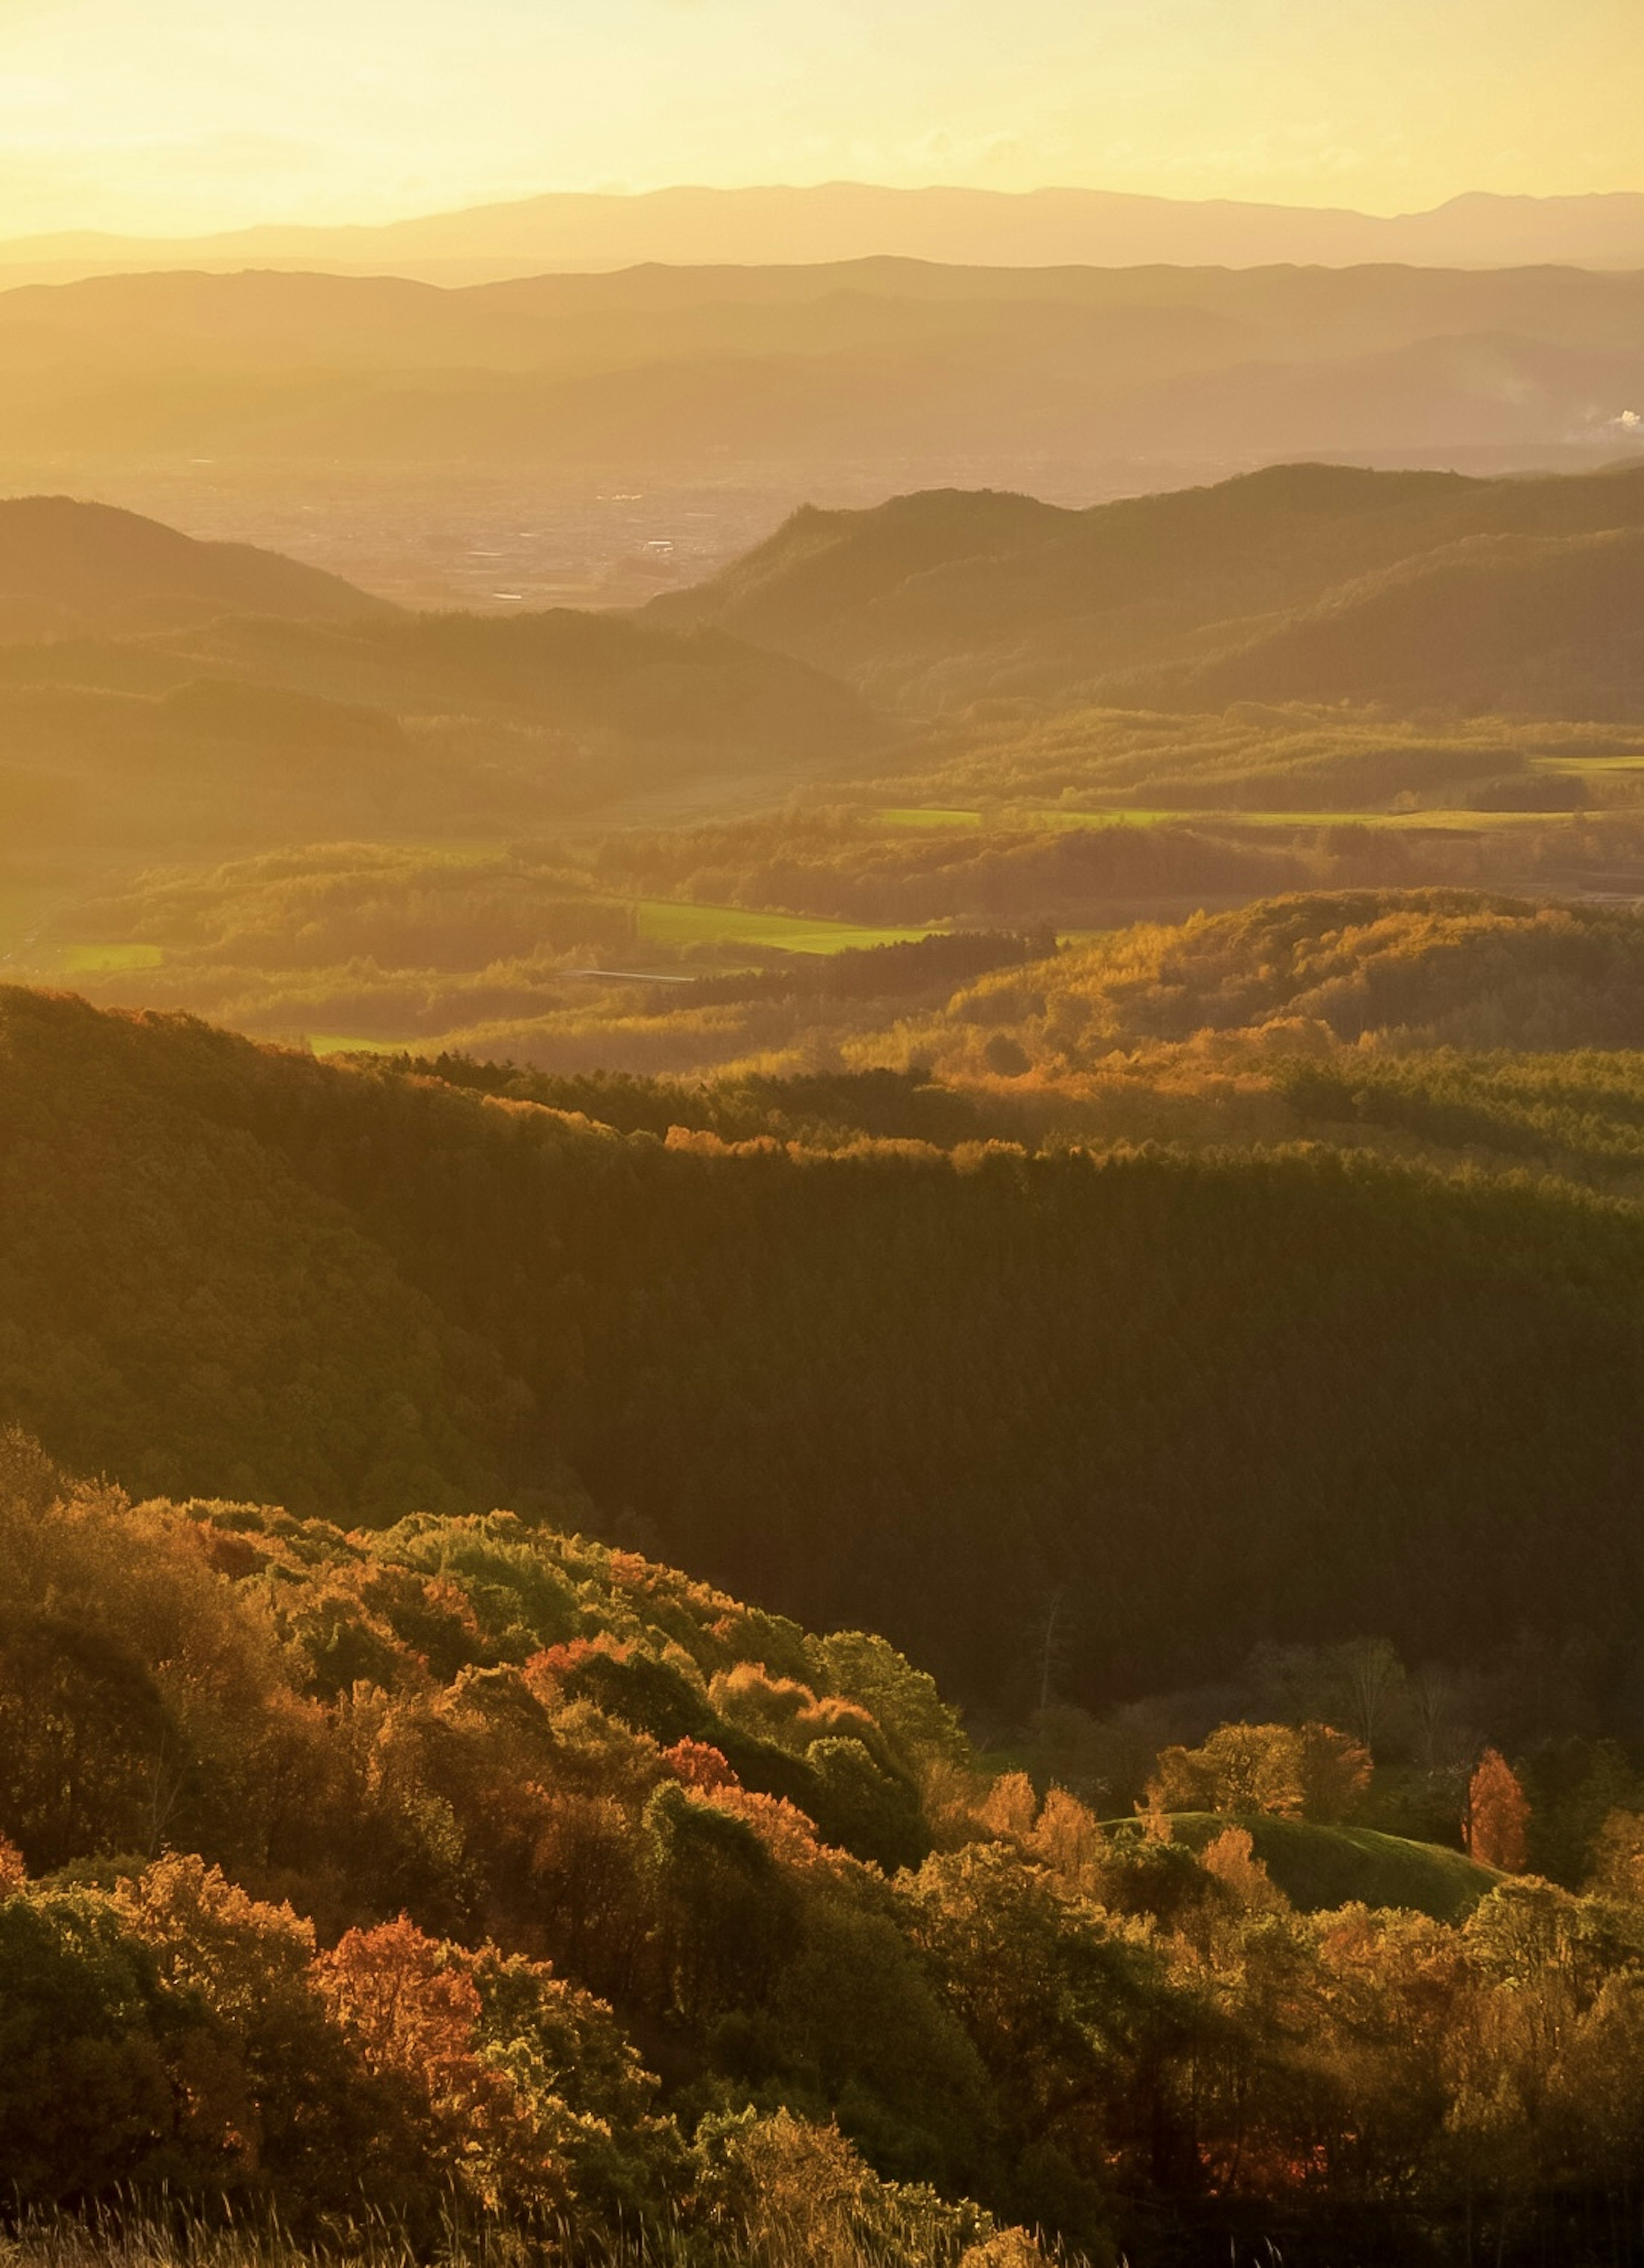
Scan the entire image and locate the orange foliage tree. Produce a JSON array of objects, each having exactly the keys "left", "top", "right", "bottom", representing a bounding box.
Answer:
[
  {"left": 316, "top": 1917, "right": 551, "bottom": 2215},
  {"left": 1467, "top": 1749, "right": 1530, "bottom": 1873}
]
